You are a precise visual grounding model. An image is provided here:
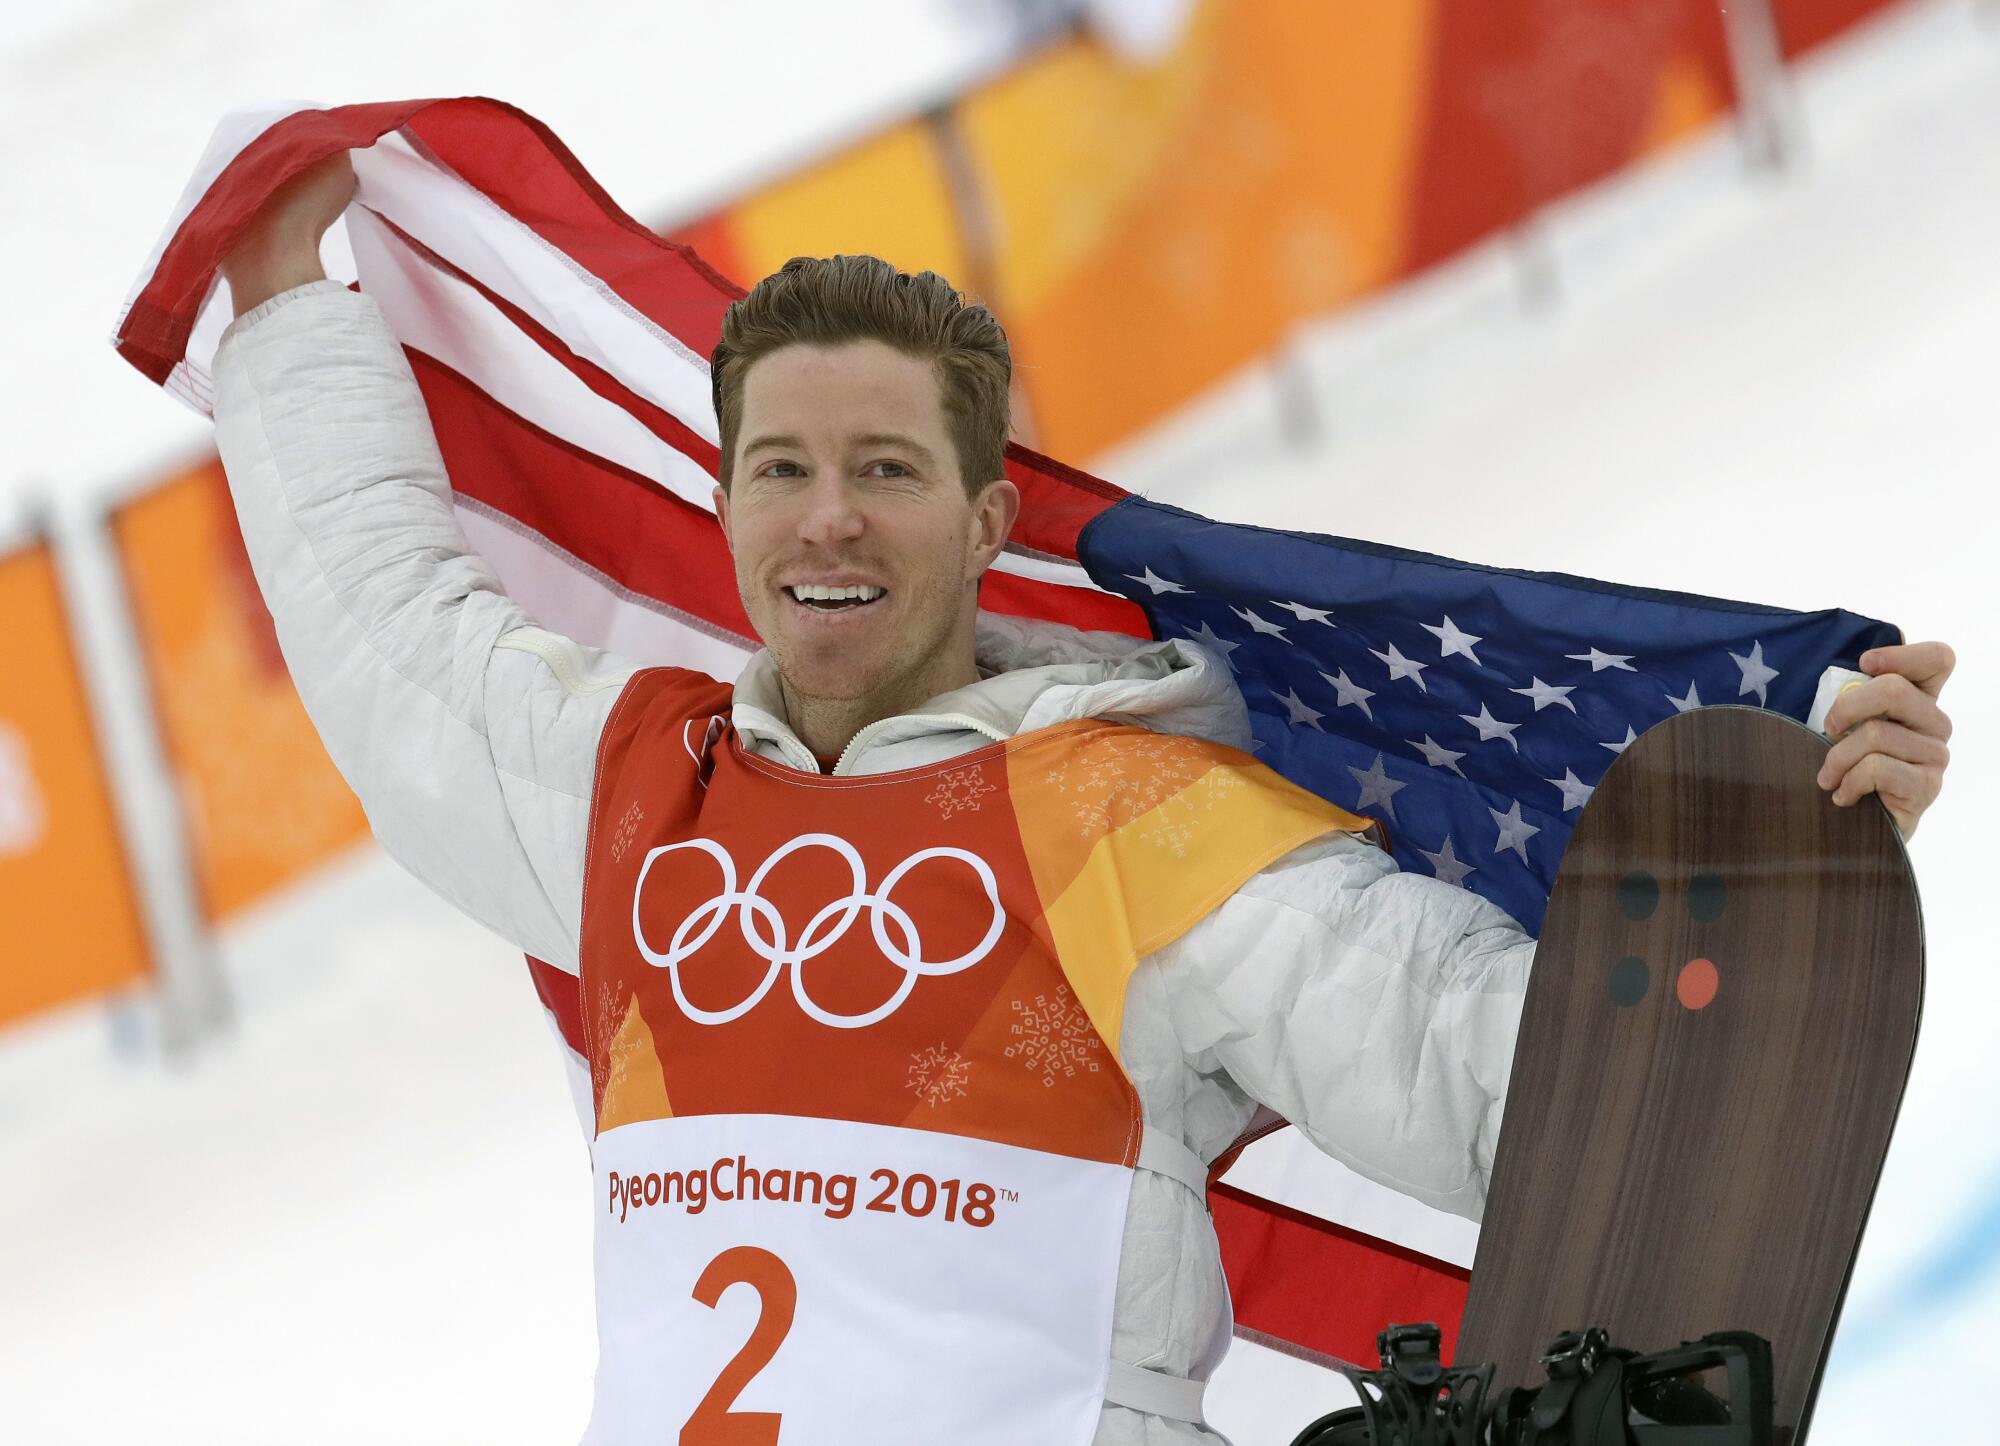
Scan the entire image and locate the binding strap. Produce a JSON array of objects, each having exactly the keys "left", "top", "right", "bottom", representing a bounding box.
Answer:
[
  {"left": 1105, "top": 1359, "right": 1210, "bottom": 1424},
  {"left": 1135, "top": 1123, "right": 1210, "bottom": 1201},
  {"left": 1101, "top": 1124, "right": 1214, "bottom": 1424}
]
